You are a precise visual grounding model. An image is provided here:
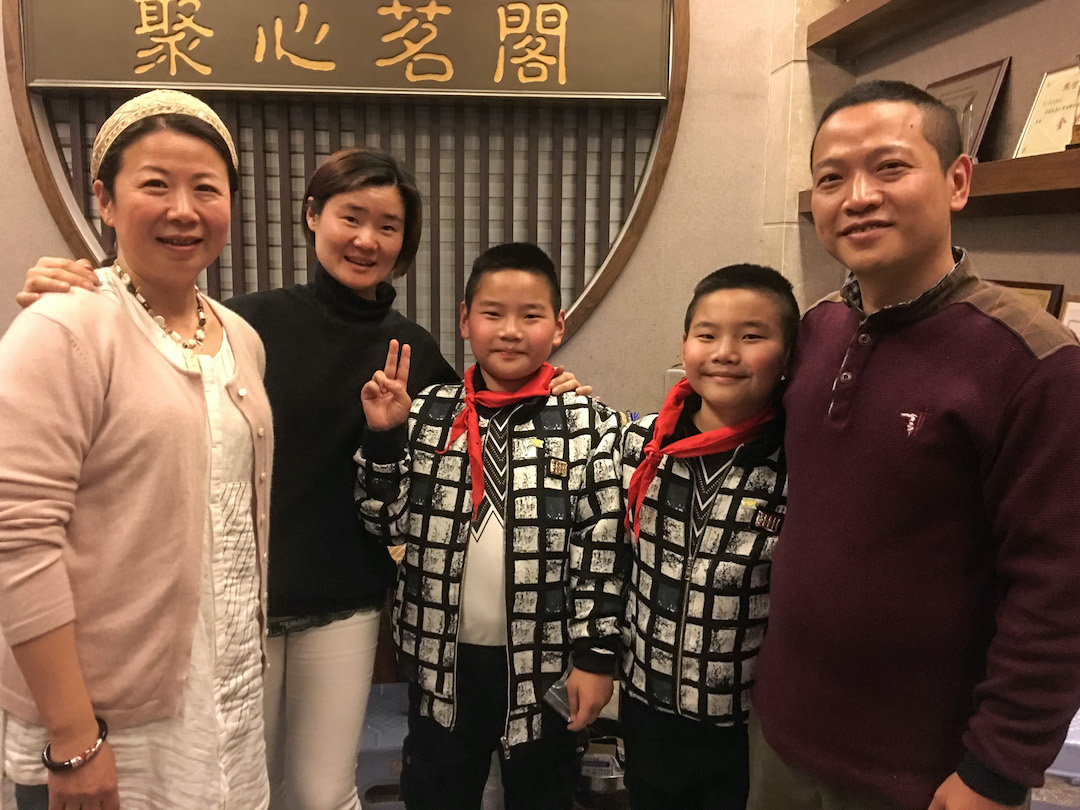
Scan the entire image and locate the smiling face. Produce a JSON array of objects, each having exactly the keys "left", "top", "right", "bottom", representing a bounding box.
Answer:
[
  {"left": 810, "top": 101, "right": 971, "bottom": 311},
  {"left": 459, "top": 269, "right": 566, "bottom": 392},
  {"left": 681, "top": 288, "right": 788, "bottom": 432},
  {"left": 95, "top": 129, "right": 231, "bottom": 292},
  {"left": 306, "top": 184, "right": 405, "bottom": 299}
]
